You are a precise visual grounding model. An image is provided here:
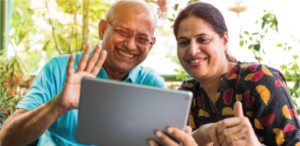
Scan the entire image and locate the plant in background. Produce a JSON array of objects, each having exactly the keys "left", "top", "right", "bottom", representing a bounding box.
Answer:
[
  {"left": 279, "top": 55, "right": 300, "bottom": 115},
  {"left": 239, "top": 10, "right": 278, "bottom": 63},
  {"left": 0, "top": 28, "right": 33, "bottom": 126},
  {"left": 240, "top": 11, "right": 300, "bottom": 116}
]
